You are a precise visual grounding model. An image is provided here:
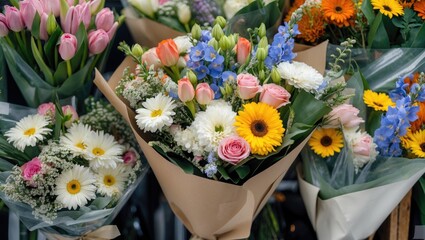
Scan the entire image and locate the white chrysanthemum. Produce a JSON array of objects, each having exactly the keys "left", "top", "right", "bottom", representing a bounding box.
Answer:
[
  {"left": 55, "top": 165, "right": 96, "bottom": 210},
  {"left": 173, "top": 126, "right": 205, "bottom": 156},
  {"left": 84, "top": 131, "right": 124, "bottom": 169},
  {"left": 135, "top": 94, "right": 177, "bottom": 133},
  {"left": 192, "top": 101, "right": 236, "bottom": 152},
  {"left": 5, "top": 114, "right": 52, "bottom": 151},
  {"left": 277, "top": 61, "right": 324, "bottom": 92},
  {"left": 95, "top": 164, "right": 128, "bottom": 198},
  {"left": 60, "top": 123, "right": 92, "bottom": 156}
]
